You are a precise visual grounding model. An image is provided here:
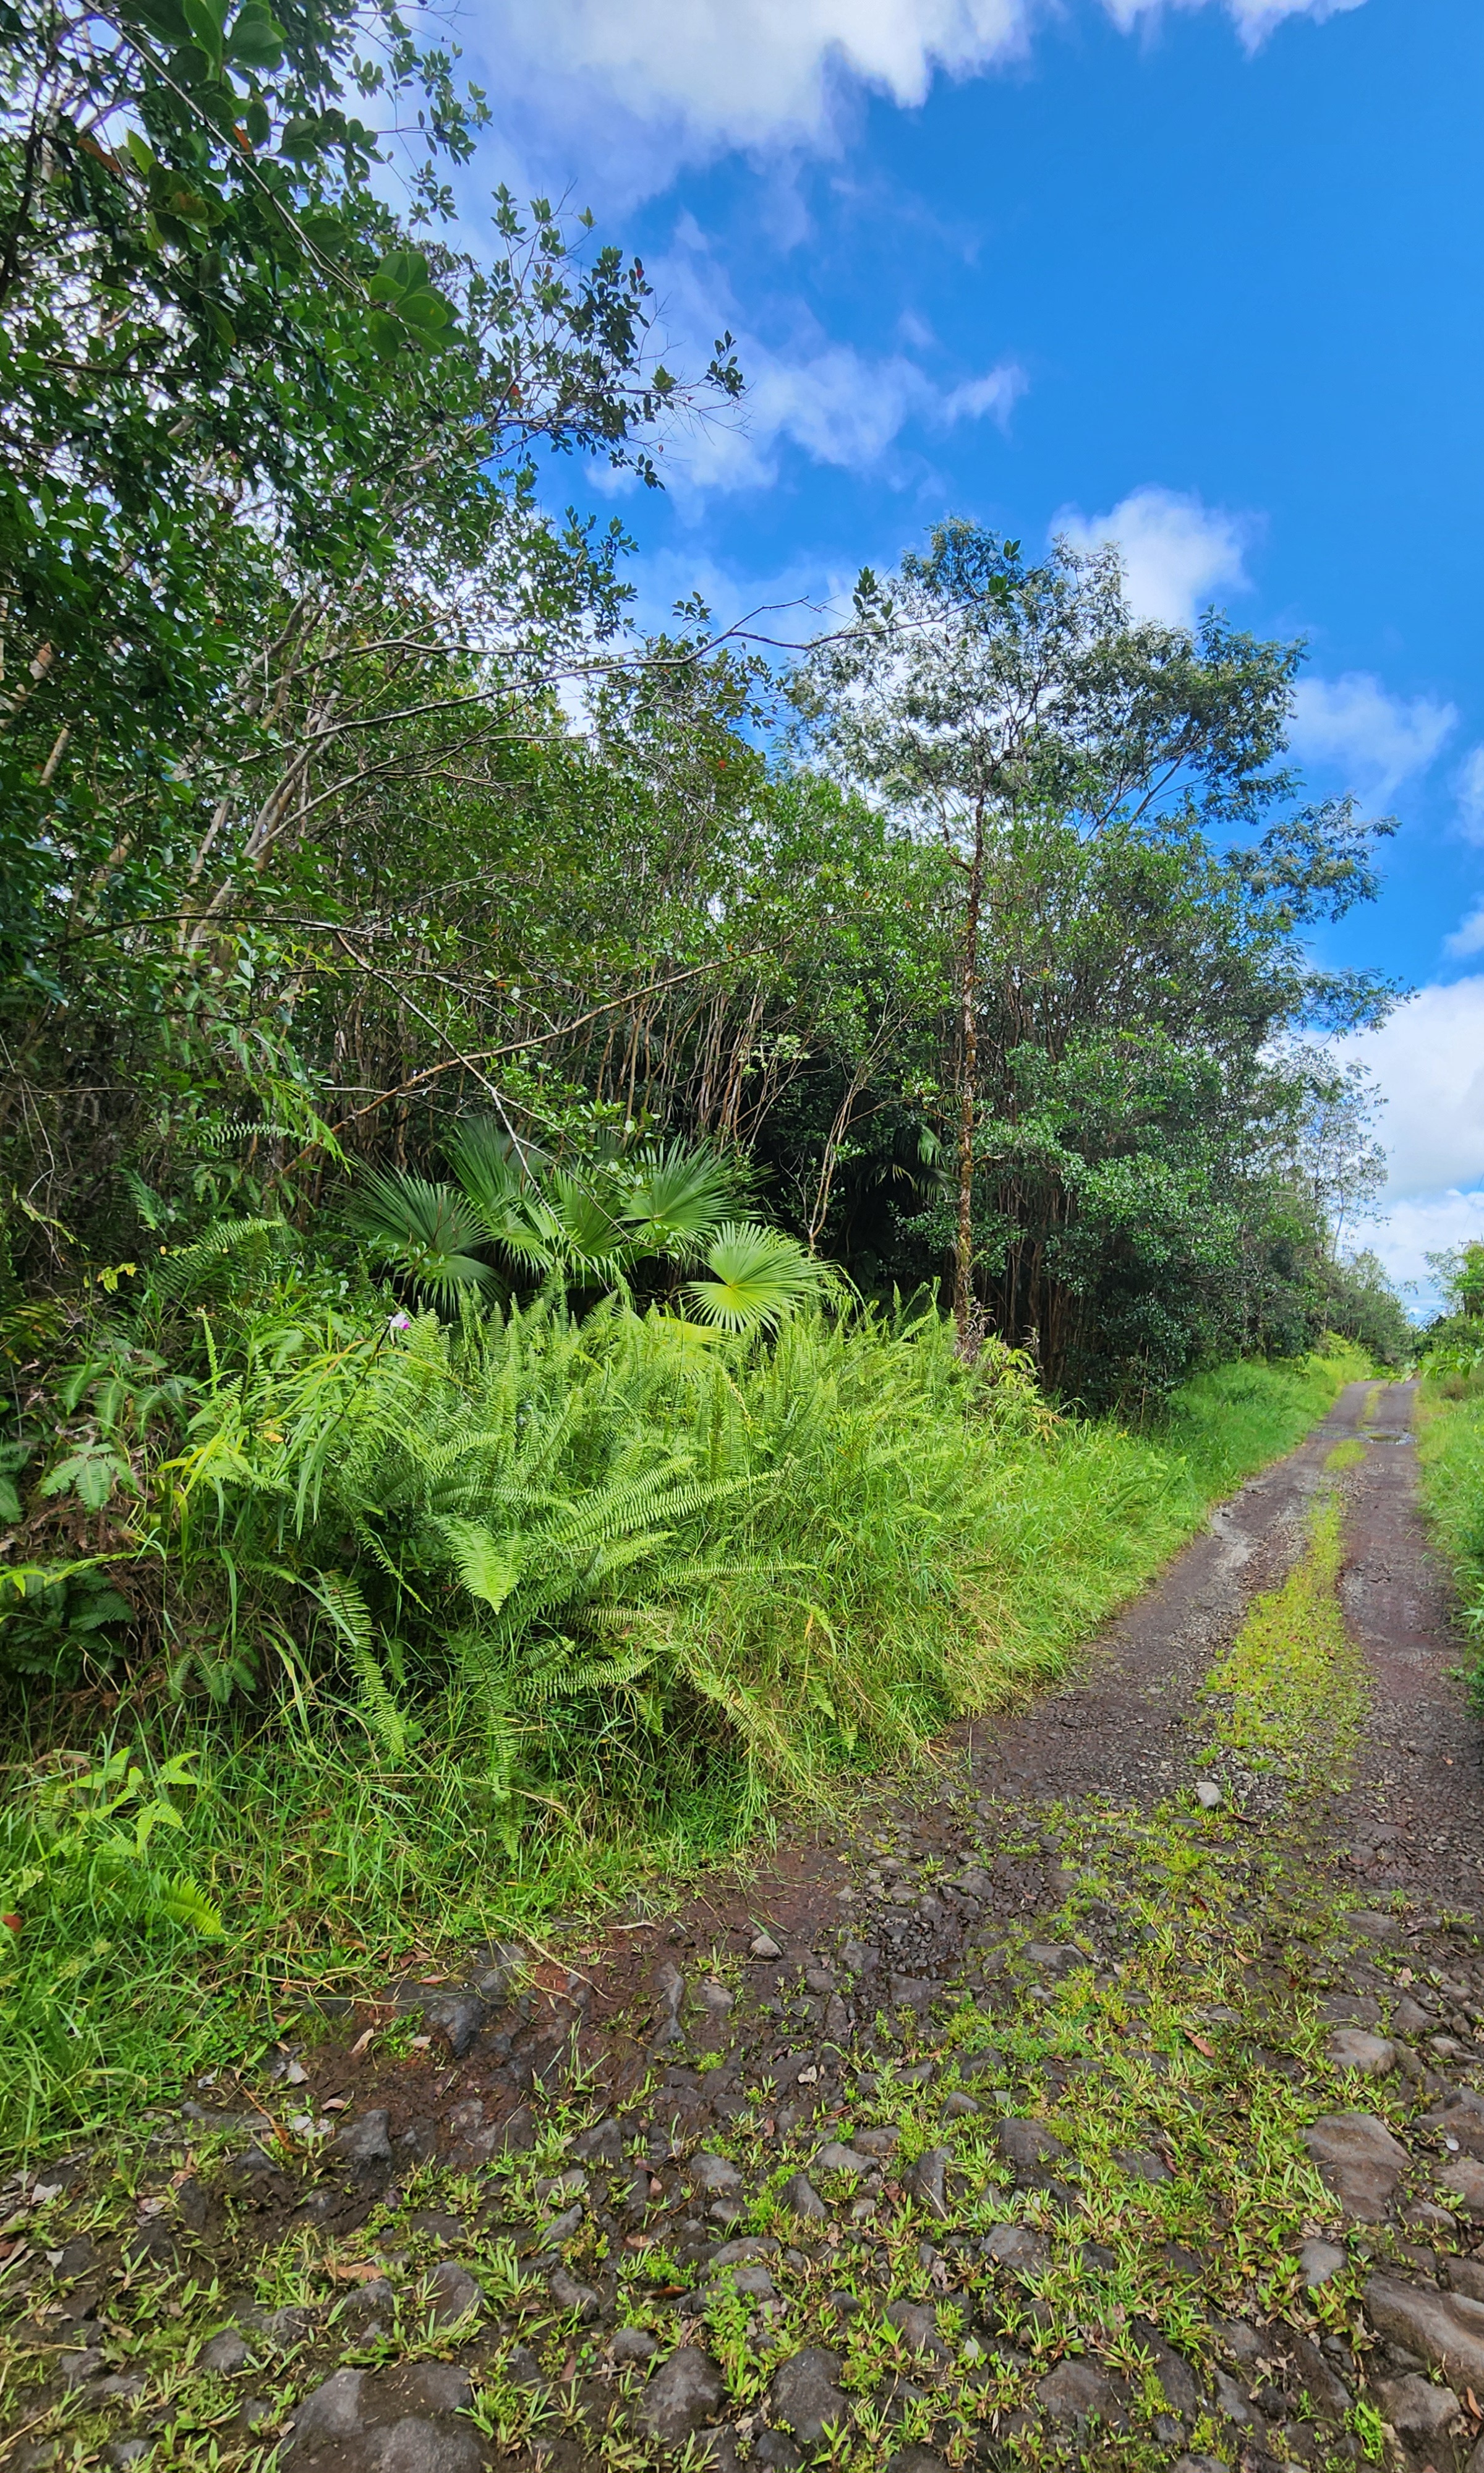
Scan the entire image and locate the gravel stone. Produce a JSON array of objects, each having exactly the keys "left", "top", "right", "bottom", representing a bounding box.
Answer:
[
  {"left": 1302, "top": 2113, "right": 1409, "bottom": 2218},
  {"left": 200, "top": 2330, "right": 252, "bottom": 2375},
  {"left": 613, "top": 2326, "right": 659, "bottom": 2362},
  {"left": 749, "top": 1934, "right": 783, "bottom": 1960},
  {"left": 638, "top": 2346, "right": 726, "bottom": 2443},
  {"left": 769, "top": 2346, "right": 852, "bottom": 2444}
]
